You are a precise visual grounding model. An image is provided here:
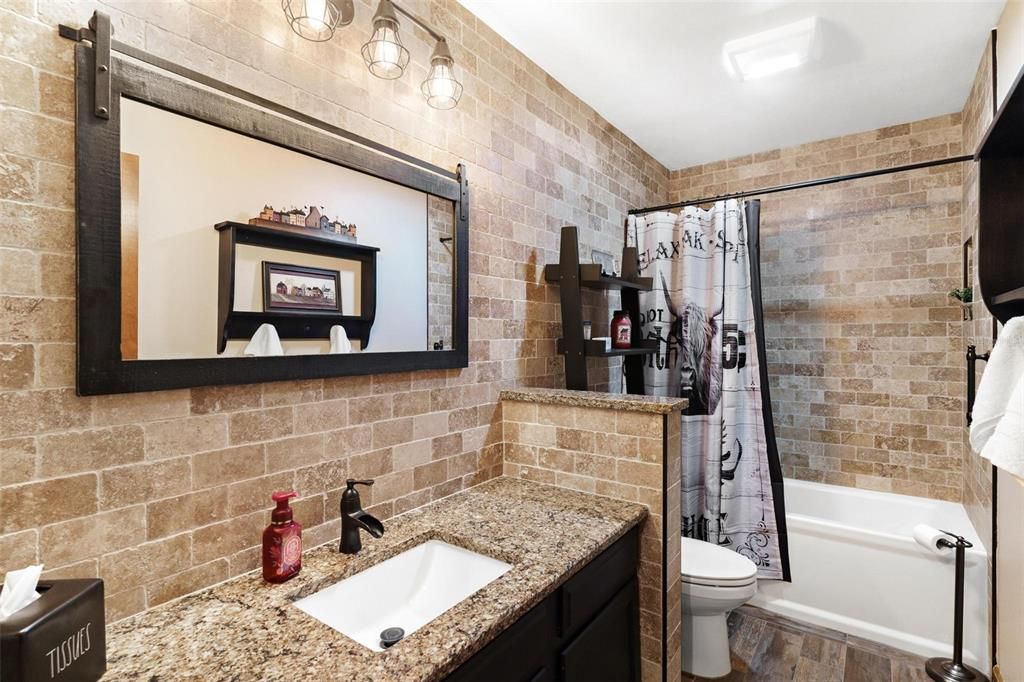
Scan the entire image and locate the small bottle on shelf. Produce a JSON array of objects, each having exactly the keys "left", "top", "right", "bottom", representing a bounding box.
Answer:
[{"left": 611, "top": 310, "right": 631, "bottom": 349}]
